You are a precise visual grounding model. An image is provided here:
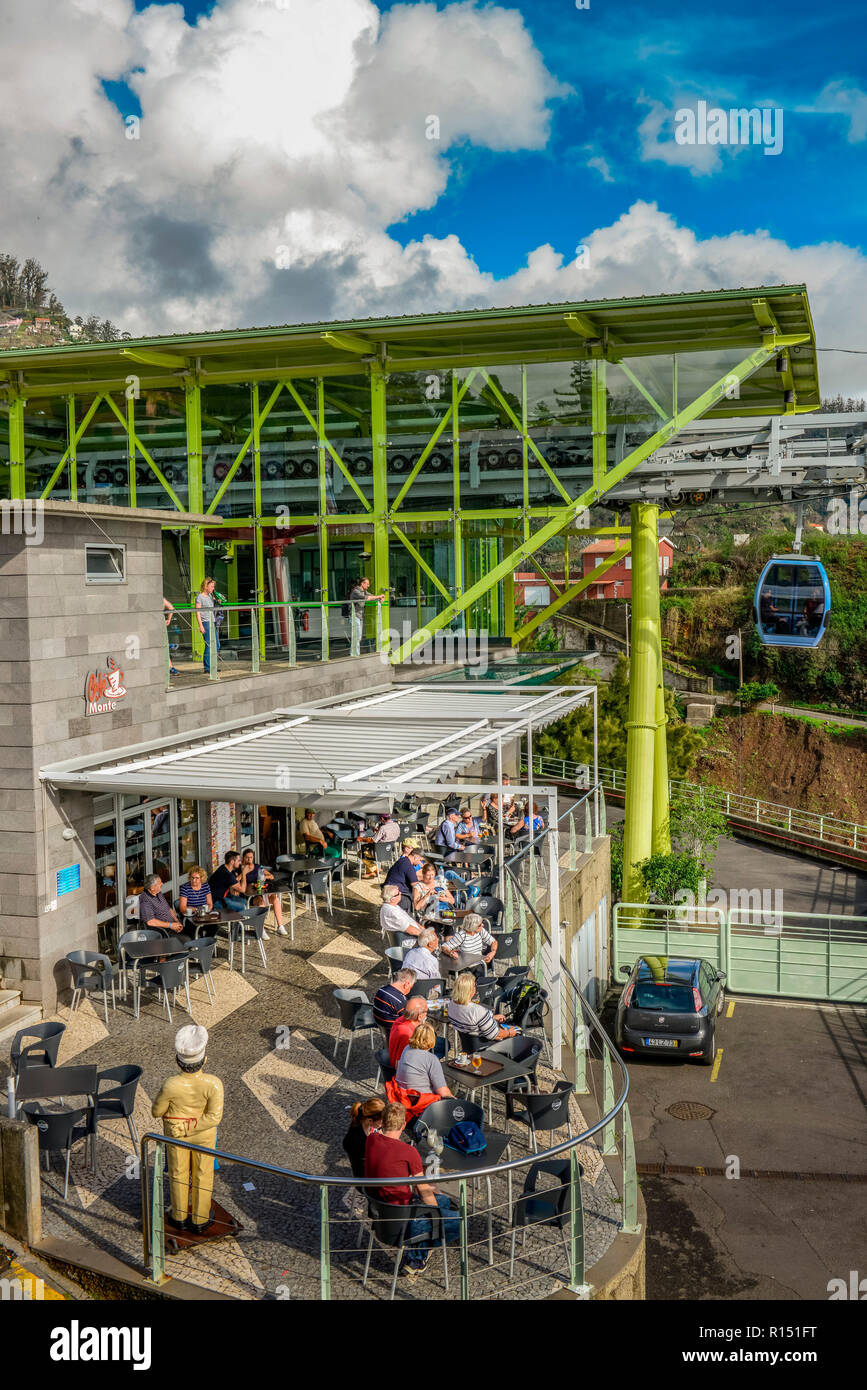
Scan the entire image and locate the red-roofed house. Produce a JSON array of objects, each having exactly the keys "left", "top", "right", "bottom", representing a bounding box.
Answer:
[{"left": 580, "top": 536, "right": 674, "bottom": 599}]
